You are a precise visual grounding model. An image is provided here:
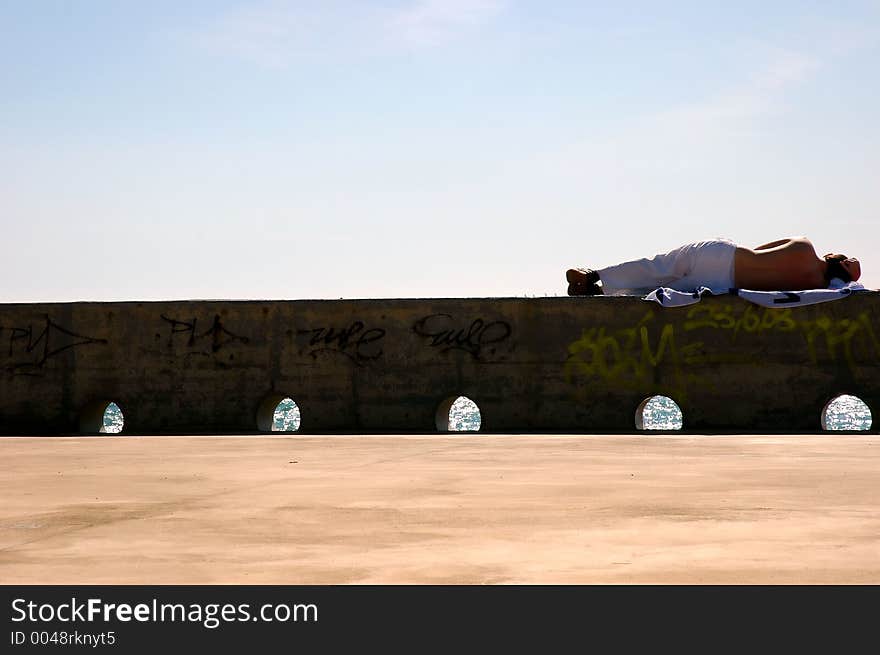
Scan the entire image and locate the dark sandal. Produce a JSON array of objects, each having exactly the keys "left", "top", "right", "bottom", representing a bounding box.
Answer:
[
  {"left": 566, "top": 268, "right": 599, "bottom": 285},
  {"left": 568, "top": 280, "right": 603, "bottom": 296}
]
